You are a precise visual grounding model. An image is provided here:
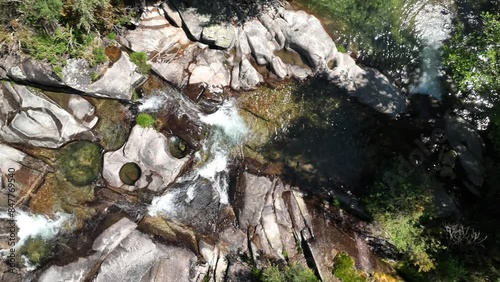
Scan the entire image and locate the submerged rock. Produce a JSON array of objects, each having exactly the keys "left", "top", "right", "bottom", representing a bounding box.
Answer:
[
  {"left": 59, "top": 142, "right": 102, "bottom": 186},
  {"left": 119, "top": 162, "right": 142, "bottom": 185},
  {"left": 103, "top": 125, "right": 189, "bottom": 191},
  {"left": 0, "top": 82, "right": 97, "bottom": 148}
]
